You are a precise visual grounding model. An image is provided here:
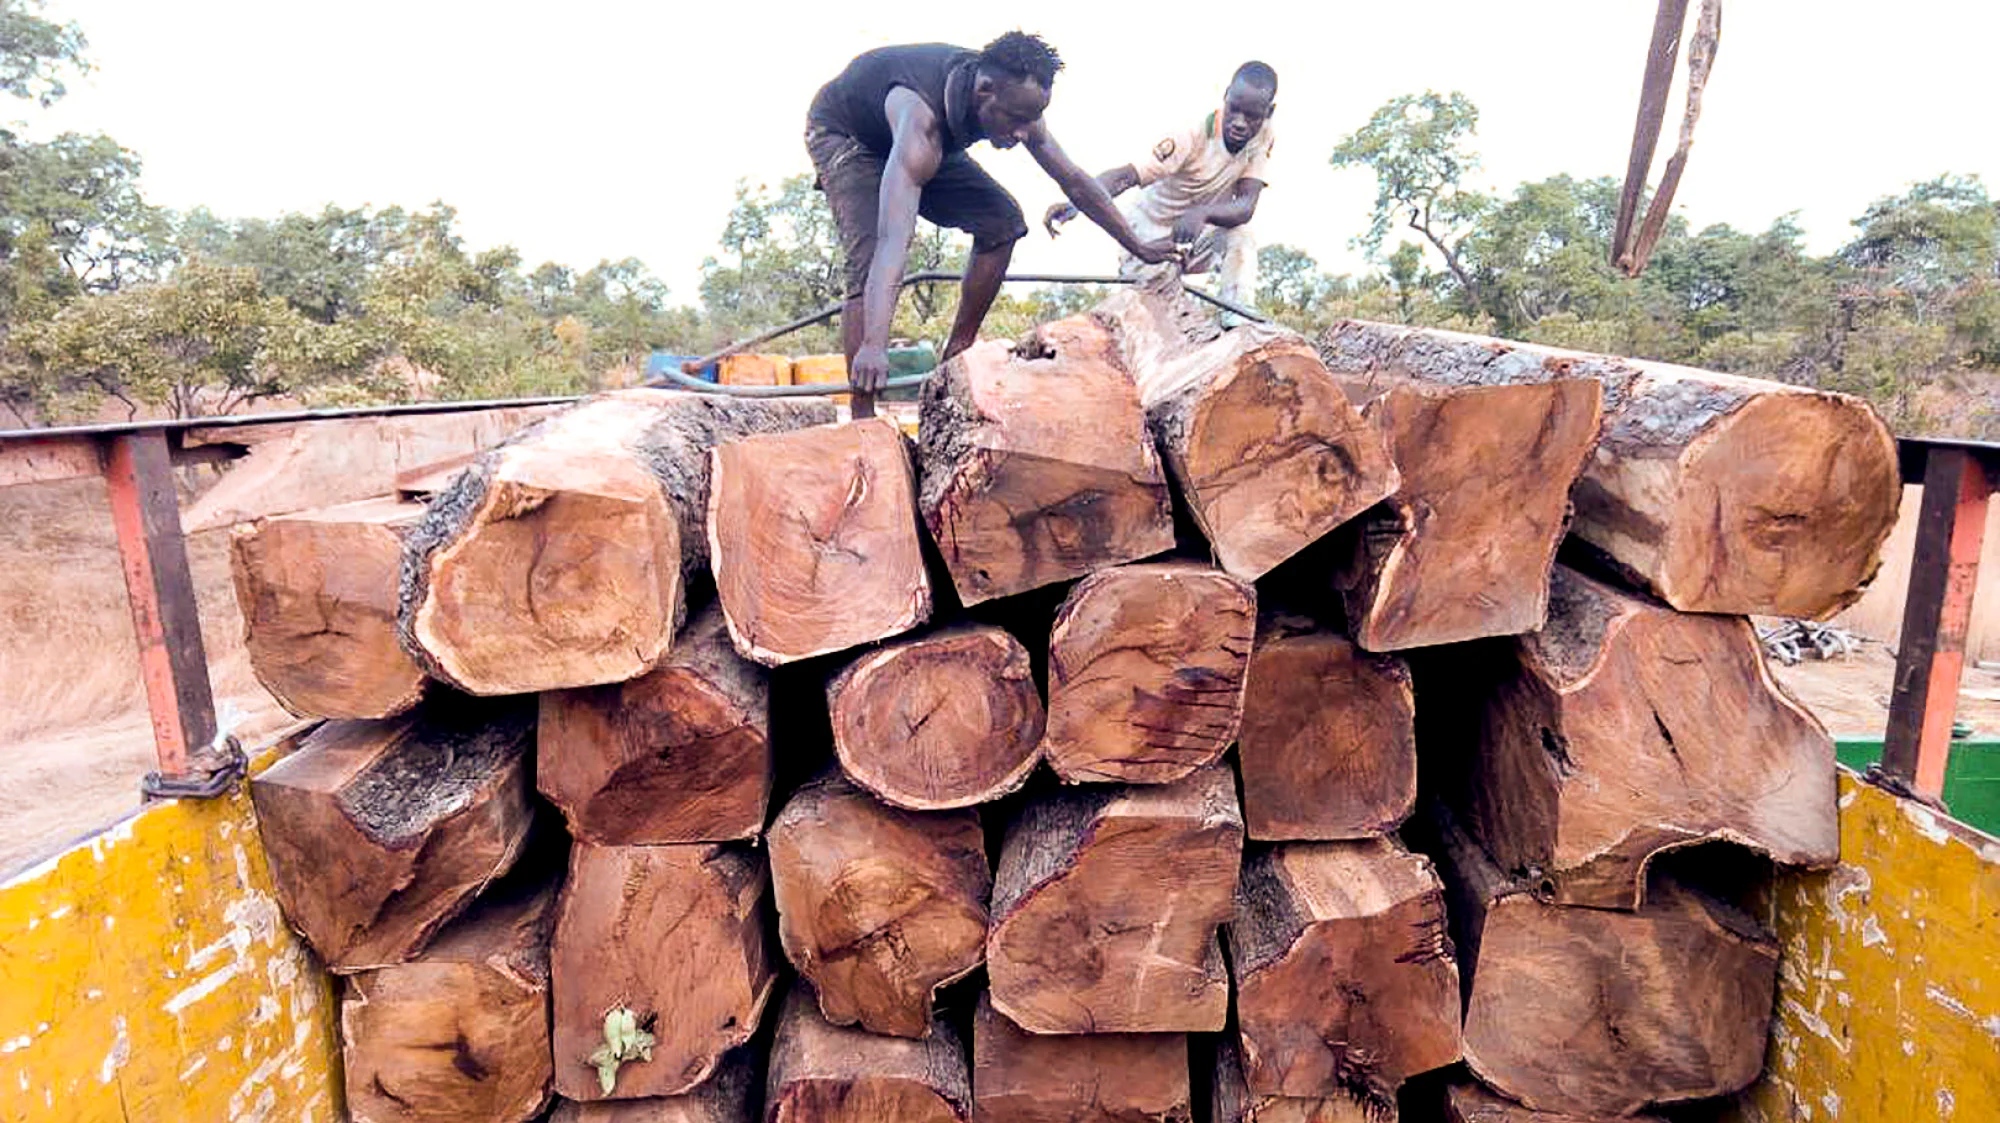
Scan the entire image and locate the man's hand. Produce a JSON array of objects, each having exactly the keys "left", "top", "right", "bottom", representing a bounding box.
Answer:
[
  {"left": 850, "top": 344, "right": 890, "bottom": 394},
  {"left": 1171, "top": 208, "right": 1210, "bottom": 248},
  {"left": 1043, "top": 201, "right": 1078, "bottom": 237},
  {"left": 1128, "top": 237, "right": 1181, "bottom": 266}
]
